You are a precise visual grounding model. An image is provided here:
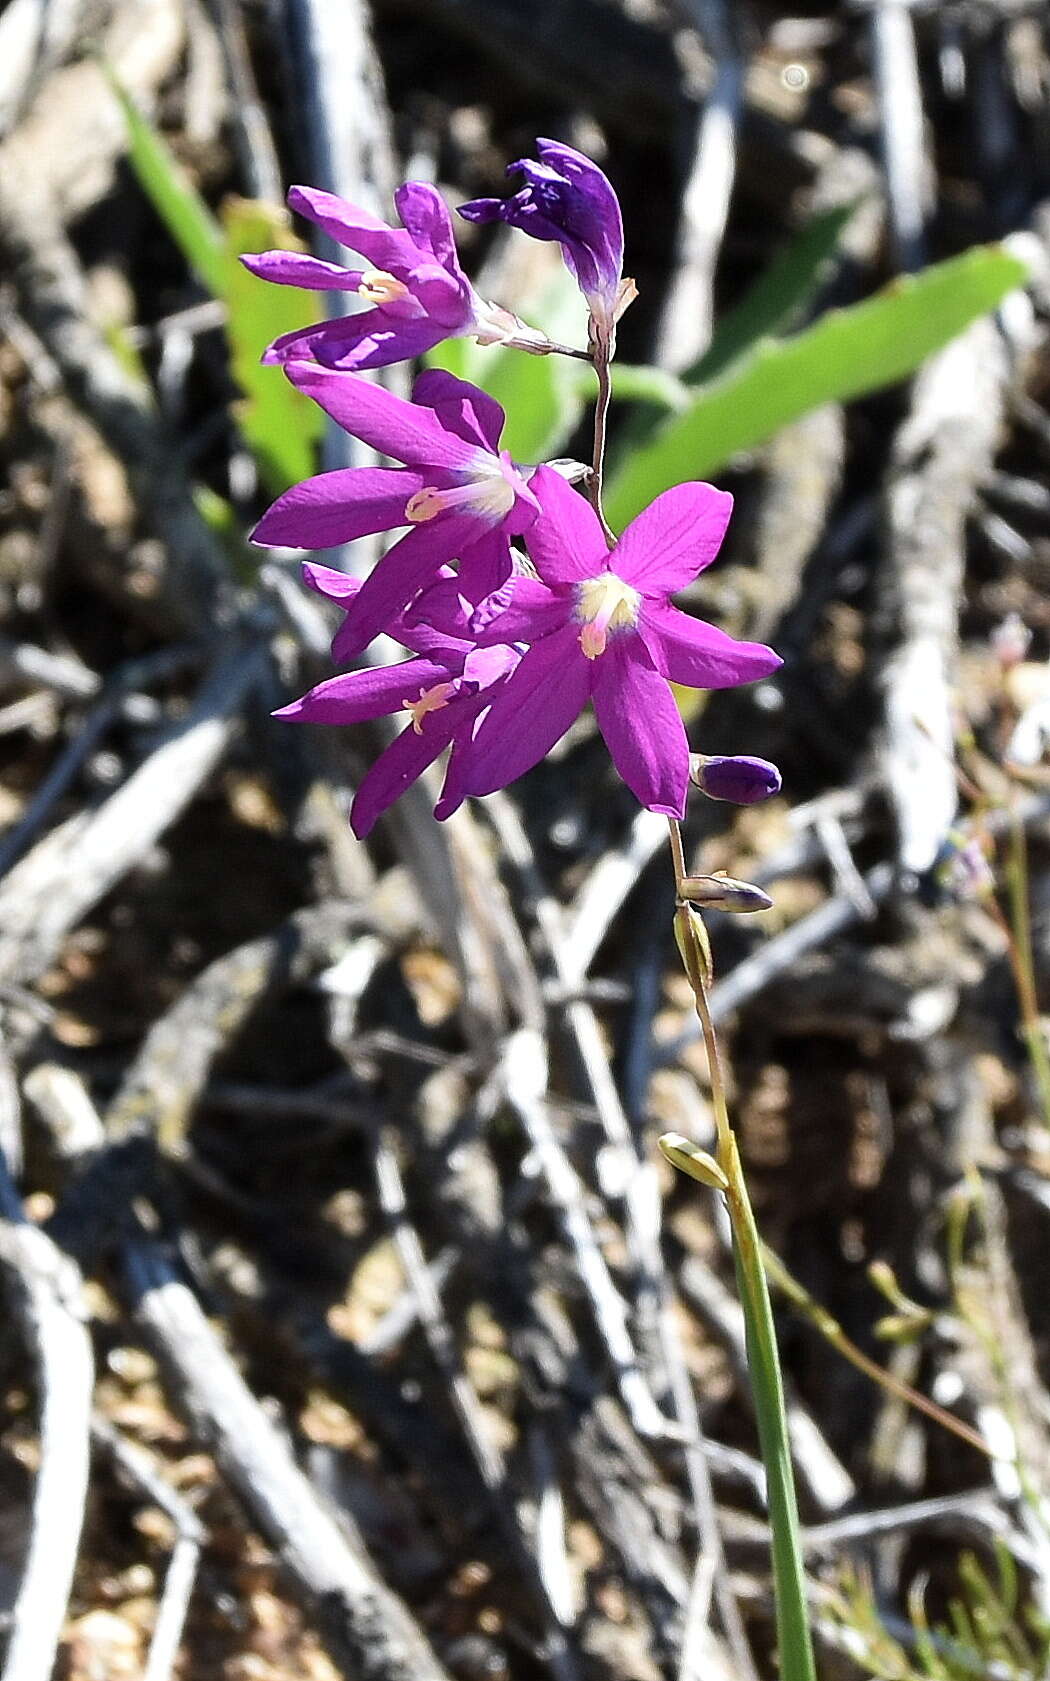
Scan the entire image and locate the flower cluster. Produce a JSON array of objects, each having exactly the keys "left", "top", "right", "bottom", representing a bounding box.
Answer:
[{"left": 248, "top": 143, "right": 782, "bottom": 836}]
